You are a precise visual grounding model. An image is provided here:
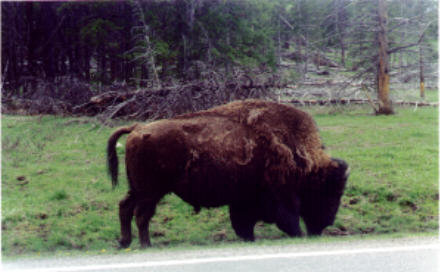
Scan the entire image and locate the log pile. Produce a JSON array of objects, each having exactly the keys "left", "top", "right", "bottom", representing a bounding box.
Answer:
[
  {"left": 287, "top": 98, "right": 438, "bottom": 107},
  {"left": 74, "top": 77, "right": 282, "bottom": 122},
  {"left": 3, "top": 73, "right": 436, "bottom": 122},
  {"left": 2, "top": 73, "right": 283, "bottom": 121}
]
